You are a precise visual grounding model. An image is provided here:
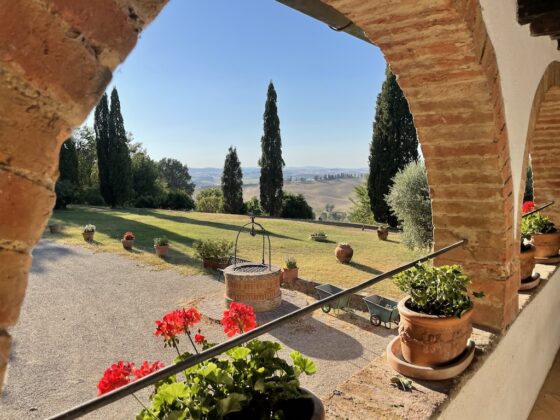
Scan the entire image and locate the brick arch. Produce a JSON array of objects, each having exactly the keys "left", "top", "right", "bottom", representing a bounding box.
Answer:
[
  {"left": 526, "top": 61, "right": 560, "bottom": 222},
  {"left": 323, "top": 0, "right": 517, "bottom": 329}
]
